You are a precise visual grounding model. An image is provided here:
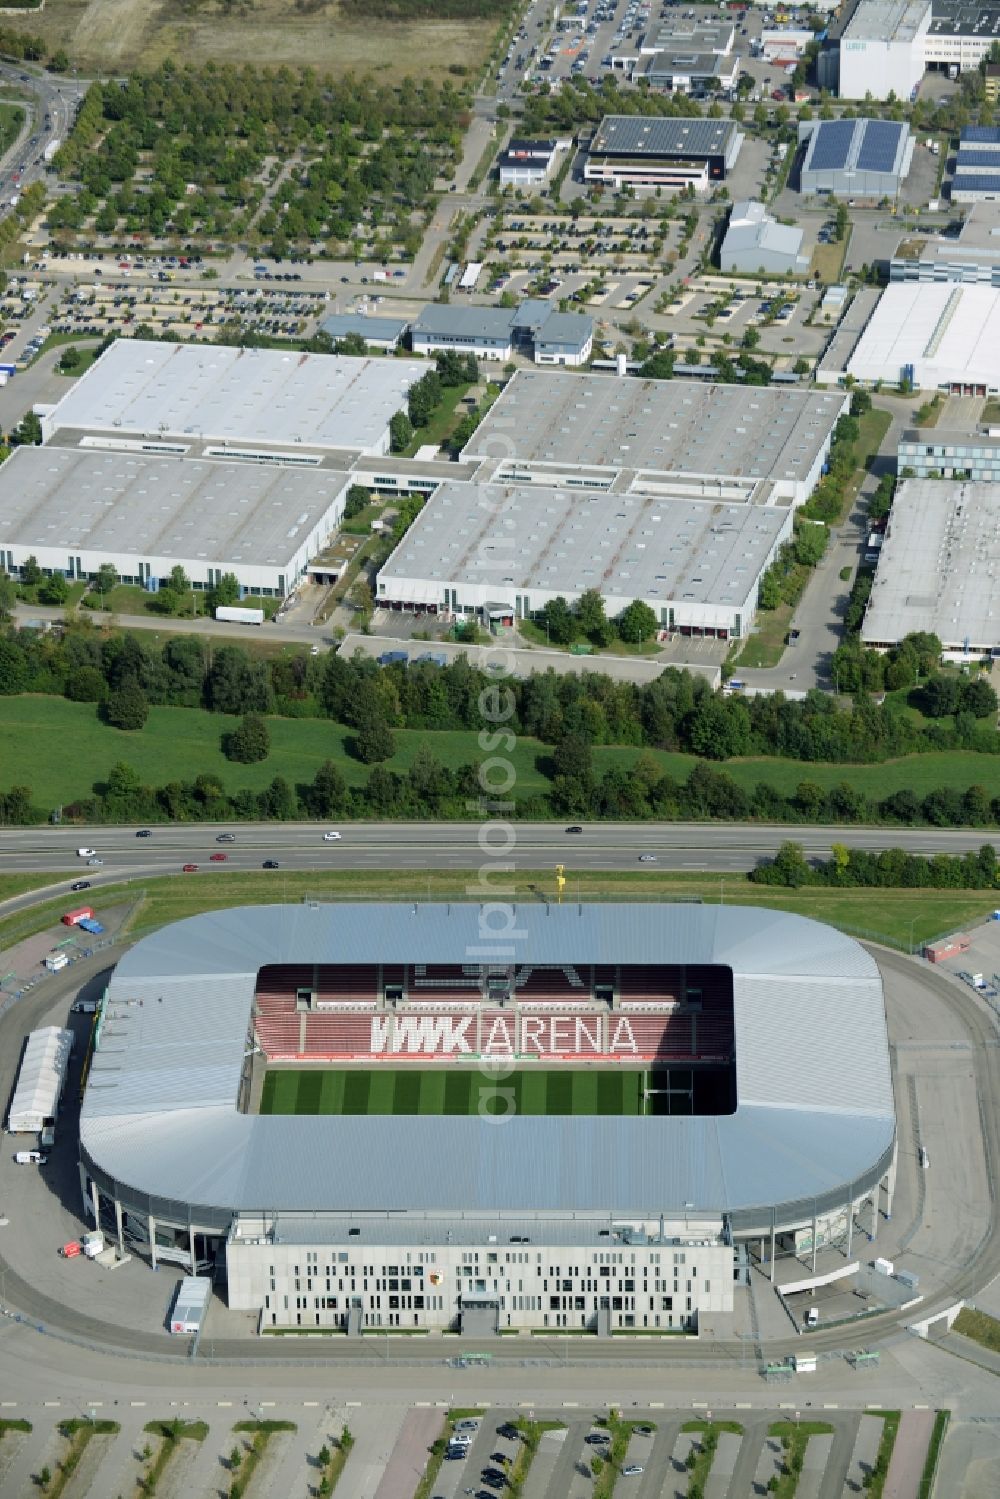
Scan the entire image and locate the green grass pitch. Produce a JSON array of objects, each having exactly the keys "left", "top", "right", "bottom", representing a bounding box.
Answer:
[{"left": 259, "top": 1068, "right": 646, "bottom": 1117}]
